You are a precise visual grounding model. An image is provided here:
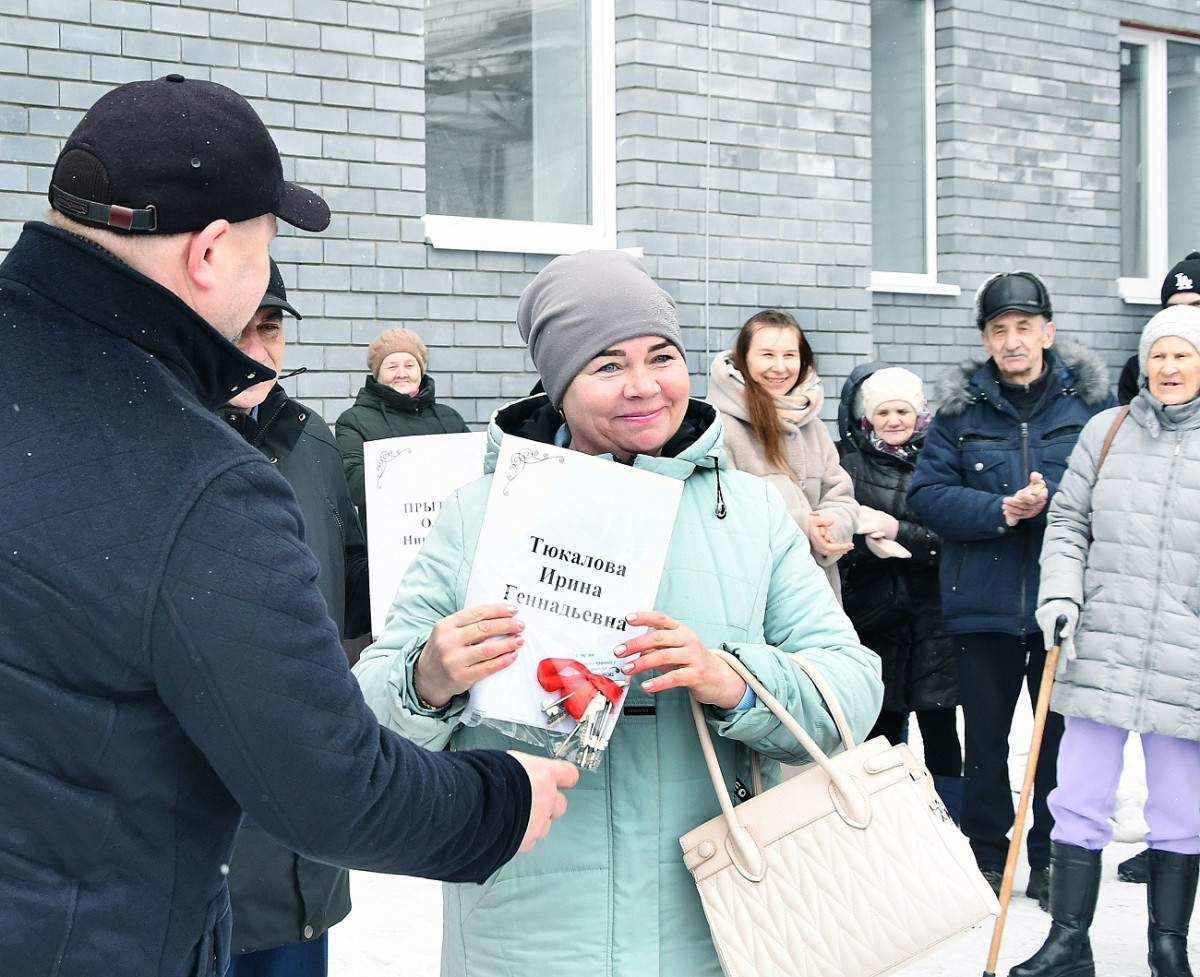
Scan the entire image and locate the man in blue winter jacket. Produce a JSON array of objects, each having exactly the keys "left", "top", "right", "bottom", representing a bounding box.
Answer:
[
  {"left": 908, "top": 271, "right": 1113, "bottom": 910},
  {"left": 0, "top": 75, "right": 576, "bottom": 977}
]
